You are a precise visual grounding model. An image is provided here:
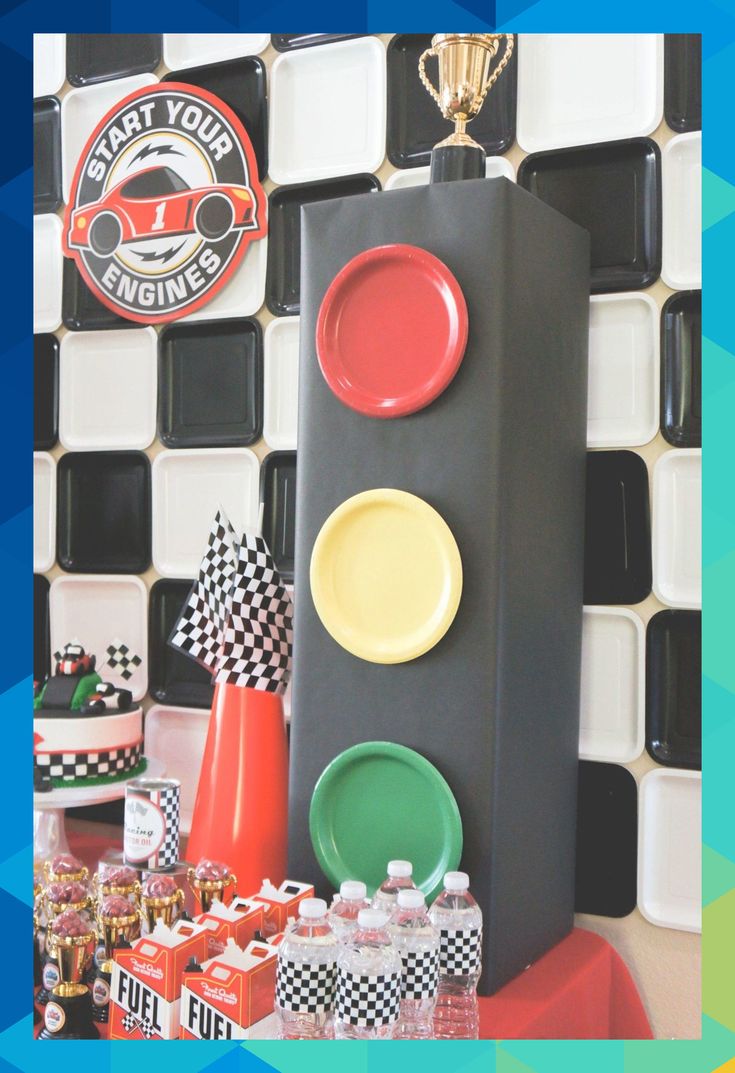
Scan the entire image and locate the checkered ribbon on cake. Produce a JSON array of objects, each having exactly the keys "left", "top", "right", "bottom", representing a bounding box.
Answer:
[
  {"left": 400, "top": 948, "right": 439, "bottom": 999},
  {"left": 121, "top": 1012, "right": 155, "bottom": 1039},
  {"left": 438, "top": 927, "right": 482, "bottom": 976},
  {"left": 335, "top": 970, "right": 401, "bottom": 1028},
  {"left": 169, "top": 509, "right": 293, "bottom": 694},
  {"left": 275, "top": 959, "right": 336, "bottom": 1013},
  {"left": 102, "top": 639, "right": 142, "bottom": 680}
]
